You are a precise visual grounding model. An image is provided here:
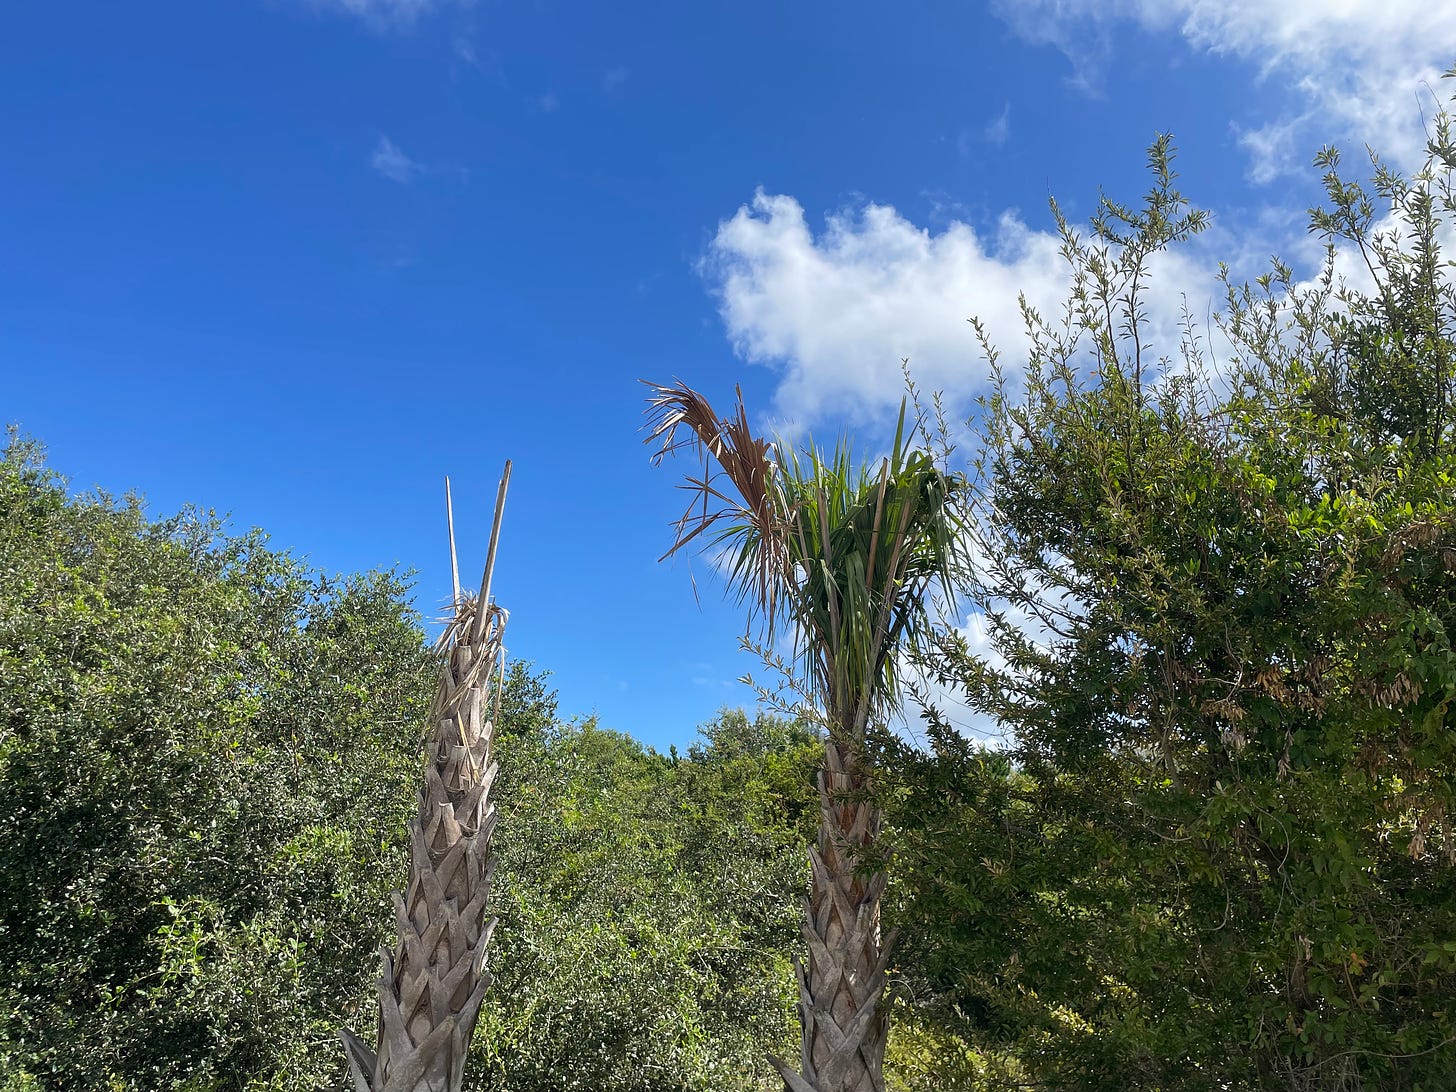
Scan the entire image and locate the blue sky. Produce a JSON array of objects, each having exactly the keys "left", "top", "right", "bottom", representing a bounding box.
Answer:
[{"left": 5, "top": 0, "right": 1454, "bottom": 749}]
